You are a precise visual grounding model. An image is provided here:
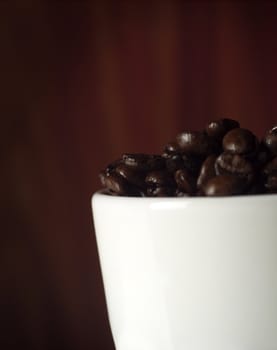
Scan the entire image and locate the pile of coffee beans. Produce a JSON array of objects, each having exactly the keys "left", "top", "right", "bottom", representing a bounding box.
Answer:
[{"left": 99, "top": 119, "right": 277, "bottom": 196}]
